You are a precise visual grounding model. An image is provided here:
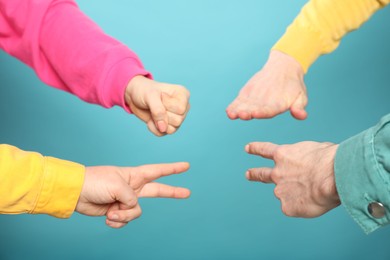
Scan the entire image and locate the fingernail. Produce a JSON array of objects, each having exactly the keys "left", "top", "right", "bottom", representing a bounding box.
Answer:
[
  {"left": 245, "top": 171, "right": 250, "bottom": 180},
  {"left": 110, "top": 214, "right": 119, "bottom": 220},
  {"left": 245, "top": 145, "right": 249, "bottom": 152},
  {"left": 157, "top": 121, "right": 167, "bottom": 132}
]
